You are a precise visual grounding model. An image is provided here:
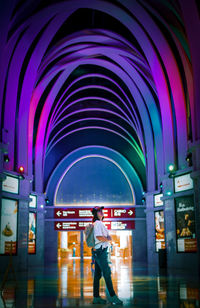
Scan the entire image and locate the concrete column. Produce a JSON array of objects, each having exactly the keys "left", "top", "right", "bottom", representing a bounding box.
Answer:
[
  {"left": 189, "top": 140, "right": 200, "bottom": 275},
  {"left": 162, "top": 163, "right": 199, "bottom": 273},
  {"left": 146, "top": 192, "right": 159, "bottom": 268}
]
